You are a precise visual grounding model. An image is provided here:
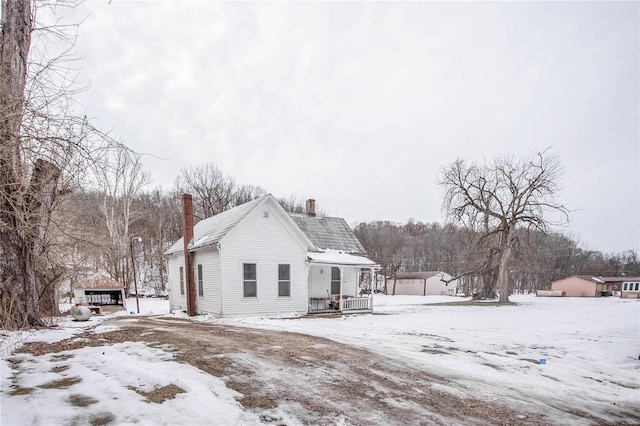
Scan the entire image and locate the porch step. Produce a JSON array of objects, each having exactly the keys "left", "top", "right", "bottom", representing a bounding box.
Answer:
[{"left": 305, "top": 312, "right": 343, "bottom": 318}]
